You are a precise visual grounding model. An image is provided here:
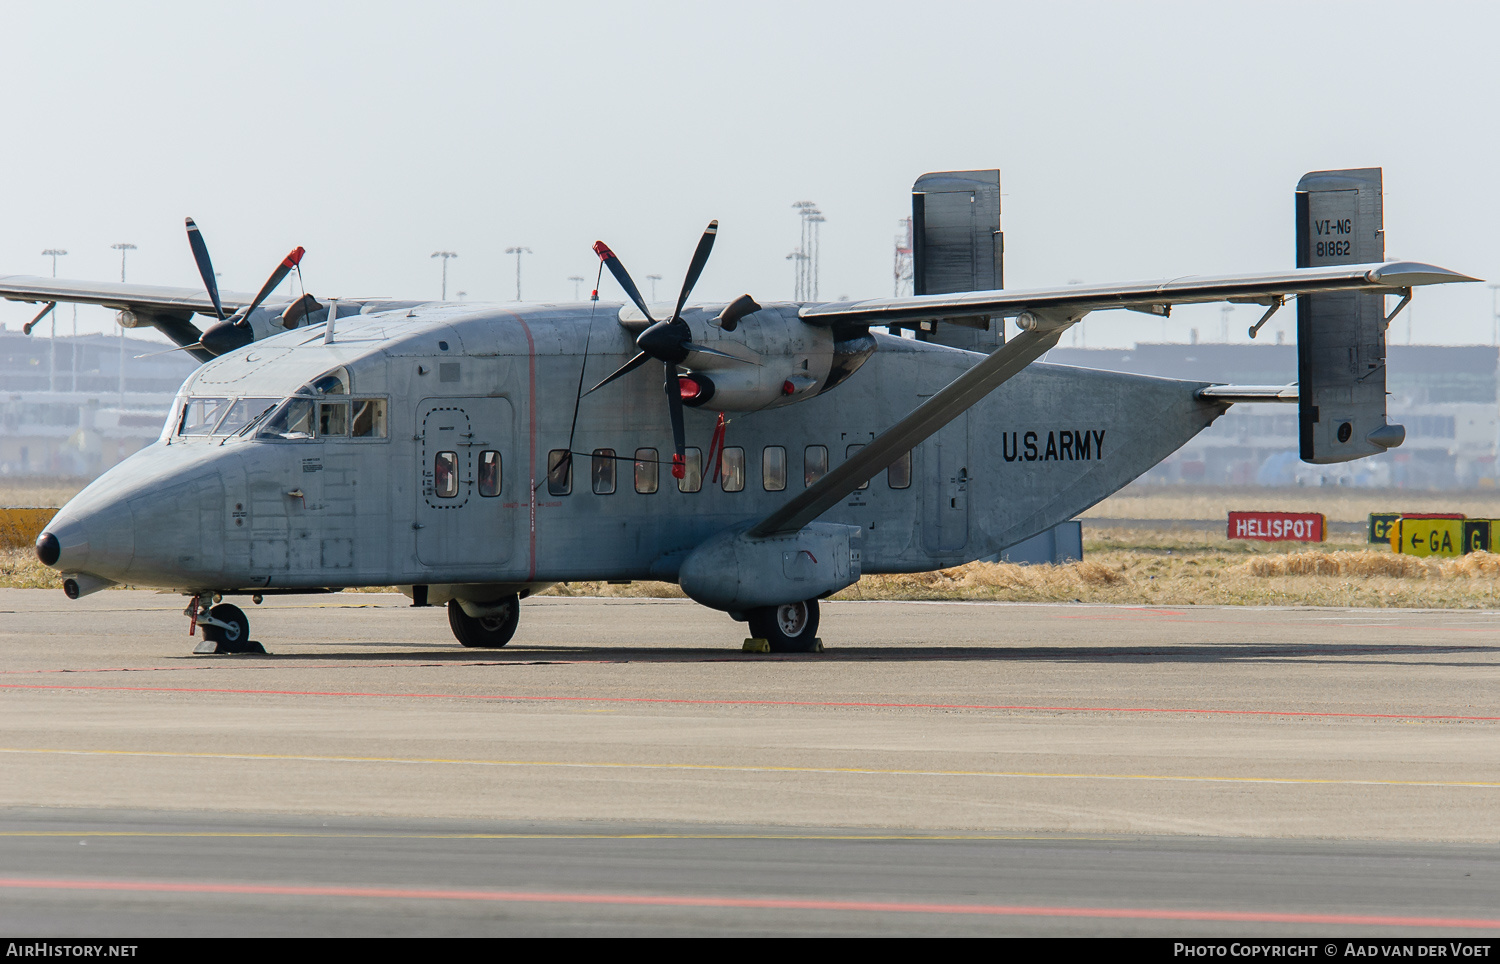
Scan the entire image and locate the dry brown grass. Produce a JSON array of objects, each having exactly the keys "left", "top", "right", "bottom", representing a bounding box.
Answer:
[{"left": 0, "top": 548, "right": 62, "bottom": 590}]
